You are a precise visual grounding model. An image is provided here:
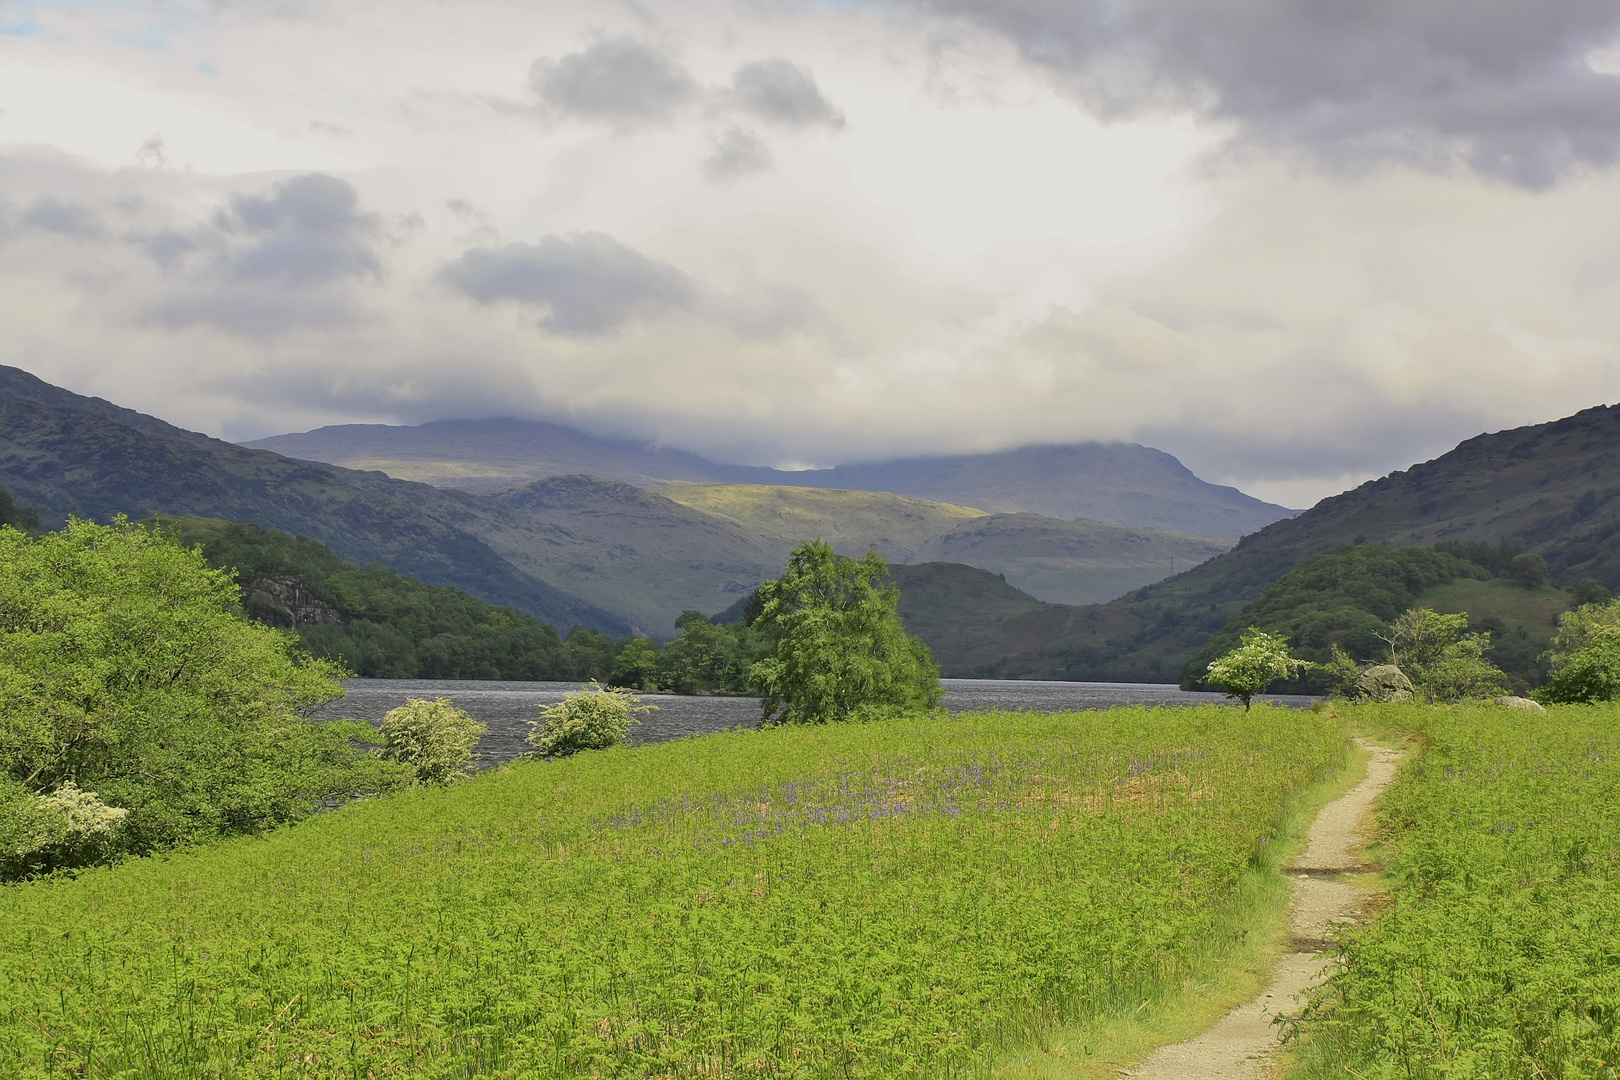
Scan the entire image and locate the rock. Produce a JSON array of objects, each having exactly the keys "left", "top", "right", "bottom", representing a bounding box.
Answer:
[
  {"left": 1353, "top": 664, "right": 1415, "bottom": 703},
  {"left": 1494, "top": 695, "right": 1547, "bottom": 713}
]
